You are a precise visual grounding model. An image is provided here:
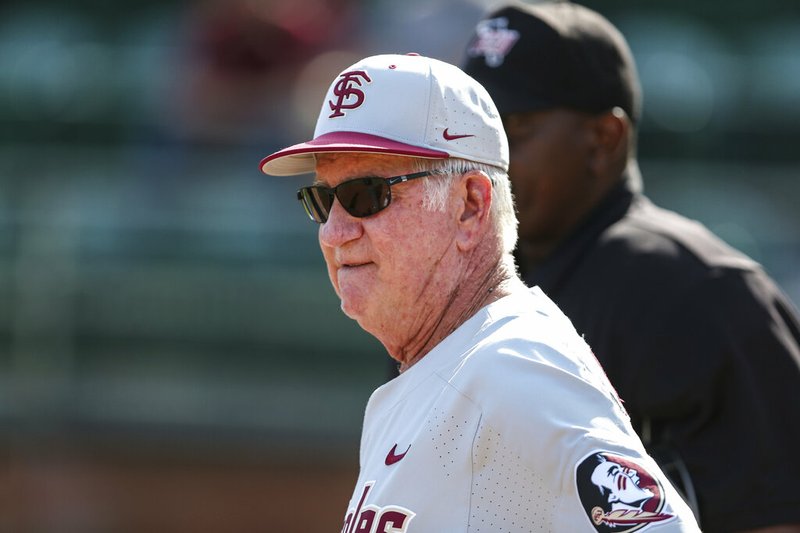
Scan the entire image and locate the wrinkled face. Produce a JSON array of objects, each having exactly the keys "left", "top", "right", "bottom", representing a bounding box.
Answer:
[
  {"left": 314, "top": 153, "right": 459, "bottom": 342},
  {"left": 503, "top": 109, "right": 597, "bottom": 246},
  {"left": 590, "top": 460, "right": 654, "bottom": 507}
]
